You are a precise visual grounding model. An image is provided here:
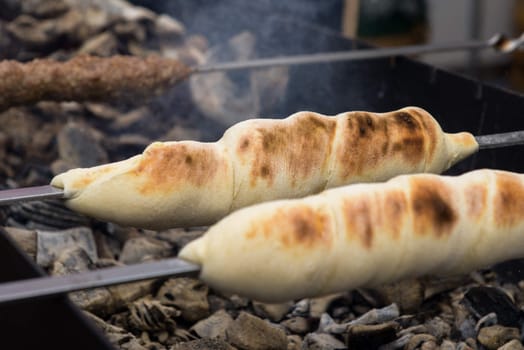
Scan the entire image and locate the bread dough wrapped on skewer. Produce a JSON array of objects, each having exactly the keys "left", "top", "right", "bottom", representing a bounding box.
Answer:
[
  {"left": 179, "top": 169, "right": 524, "bottom": 302},
  {"left": 51, "top": 107, "right": 478, "bottom": 229}
]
